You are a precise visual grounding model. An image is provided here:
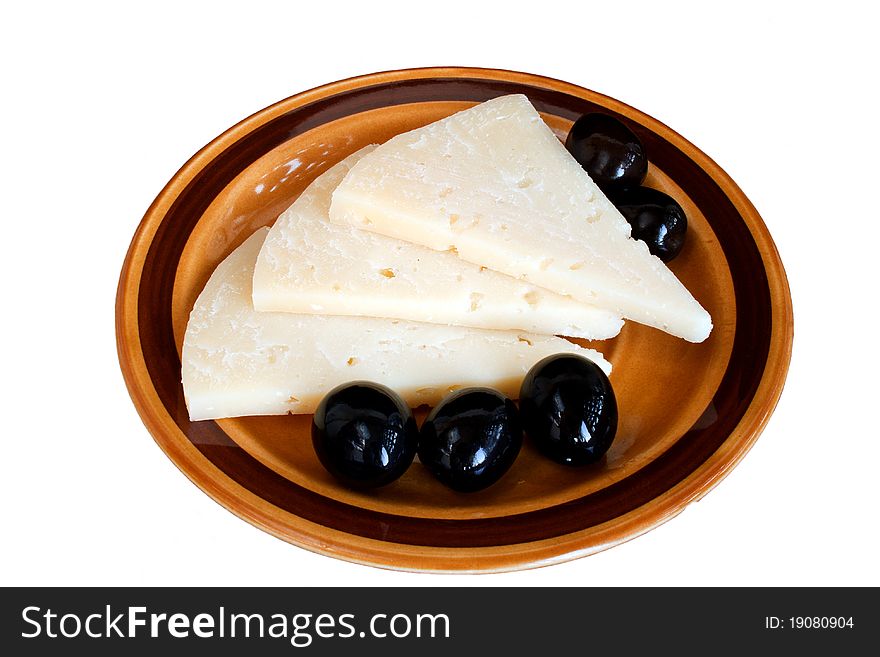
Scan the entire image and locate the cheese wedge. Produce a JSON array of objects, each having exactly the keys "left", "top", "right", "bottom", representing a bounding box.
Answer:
[
  {"left": 330, "top": 95, "right": 712, "bottom": 343},
  {"left": 253, "top": 146, "right": 622, "bottom": 340},
  {"left": 182, "top": 228, "right": 610, "bottom": 420}
]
